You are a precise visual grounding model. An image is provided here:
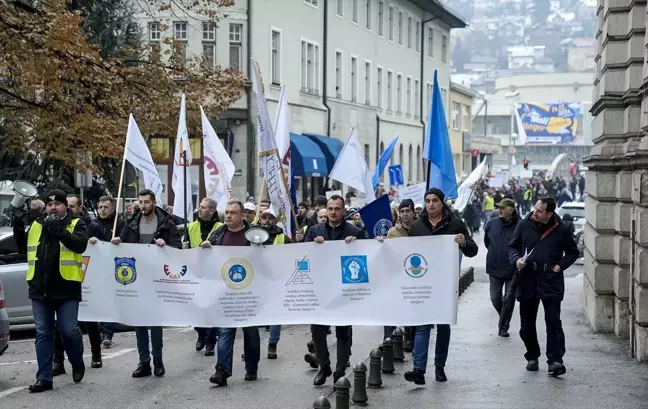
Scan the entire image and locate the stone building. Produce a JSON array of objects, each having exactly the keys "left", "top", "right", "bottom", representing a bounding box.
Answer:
[{"left": 584, "top": 0, "right": 648, "bottom": 361}]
